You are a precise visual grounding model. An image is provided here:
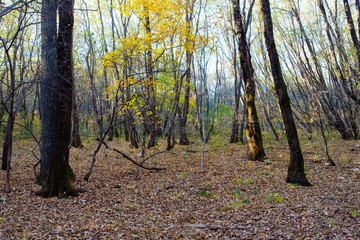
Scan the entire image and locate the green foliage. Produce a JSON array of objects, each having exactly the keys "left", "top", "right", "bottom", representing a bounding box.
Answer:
[
  {"left": 231, "top": 189, "right": 249, "bottom": 206},
  {"left": 265, "top": 193, "right": 284, "bottom": 204},
  {"left": 237, "top": 178, "right": 253, "bottom": 185},
  {"left": 245, "top": 178, "right": 253, "bottom": 185},
  {"left": 200, "top": 190, "right": 208, "bottom": 196}
]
